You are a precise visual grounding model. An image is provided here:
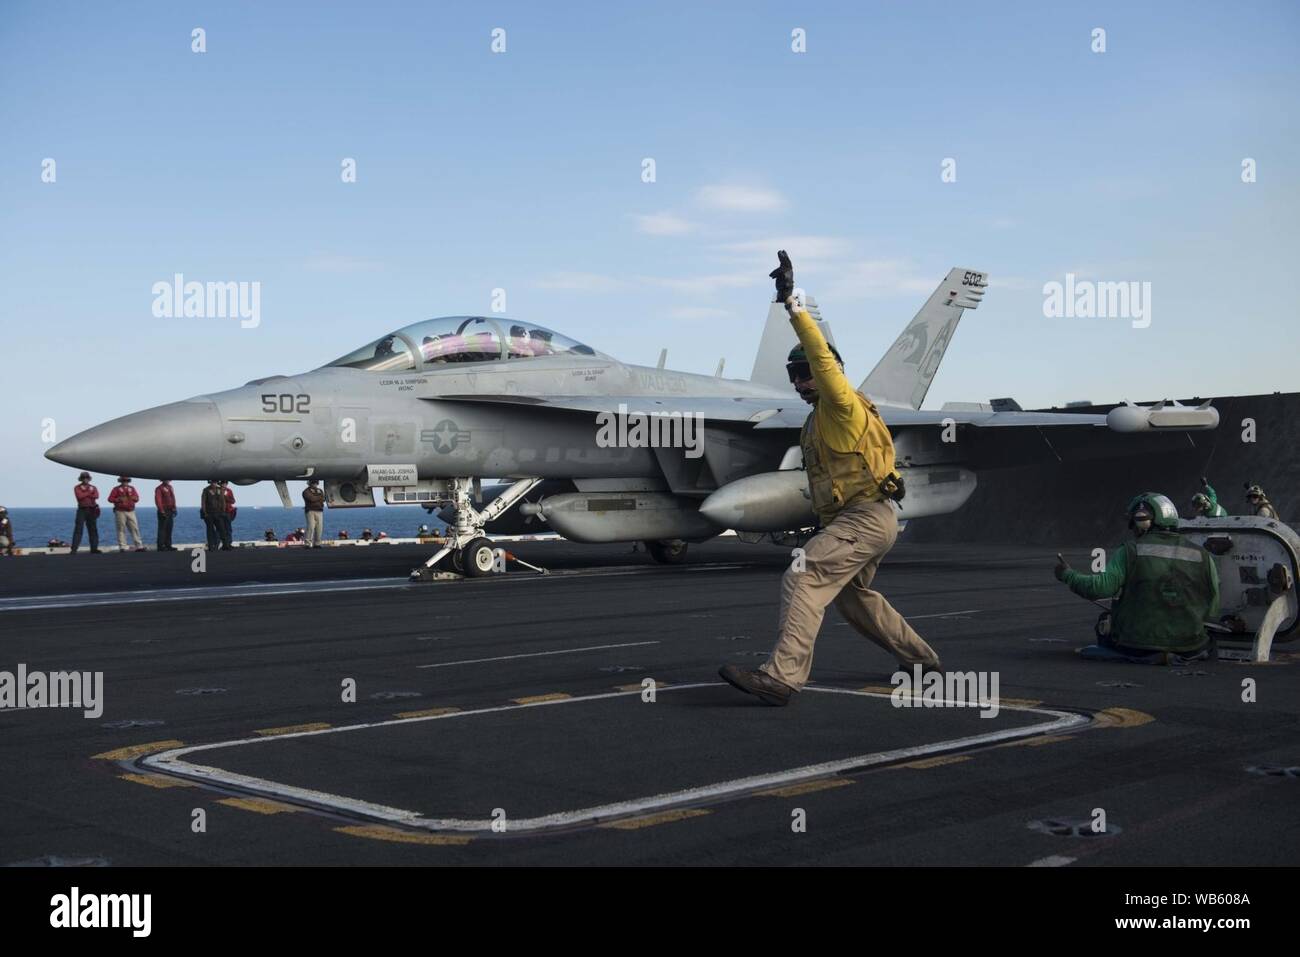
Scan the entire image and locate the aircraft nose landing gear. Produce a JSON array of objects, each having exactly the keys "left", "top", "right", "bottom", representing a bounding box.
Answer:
[{"left": 410, "top": 477, "right": 547, "bottom": 581}]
